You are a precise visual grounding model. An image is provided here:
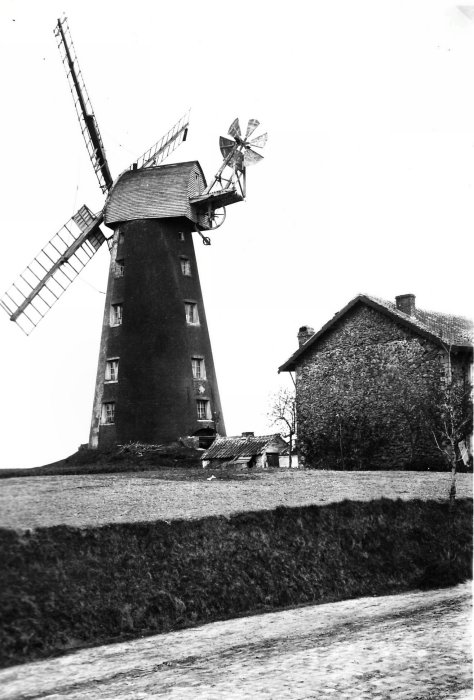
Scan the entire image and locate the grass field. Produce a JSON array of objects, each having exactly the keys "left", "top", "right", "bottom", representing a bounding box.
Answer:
[{"left": 0, "top": 468, "right": 471, "bottom": 531}]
